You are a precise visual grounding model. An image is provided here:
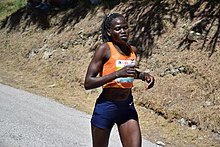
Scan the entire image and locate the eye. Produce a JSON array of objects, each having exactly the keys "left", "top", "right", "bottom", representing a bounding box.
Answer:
[
  {"left": 114, "top": 27, "right": 121, "bottom": 31},
  {"left": 123, "top": 26, "right": 128, "bottom": 30},
  {"left": 114, "top": 26, "right": 128, "bottom": 31}
]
